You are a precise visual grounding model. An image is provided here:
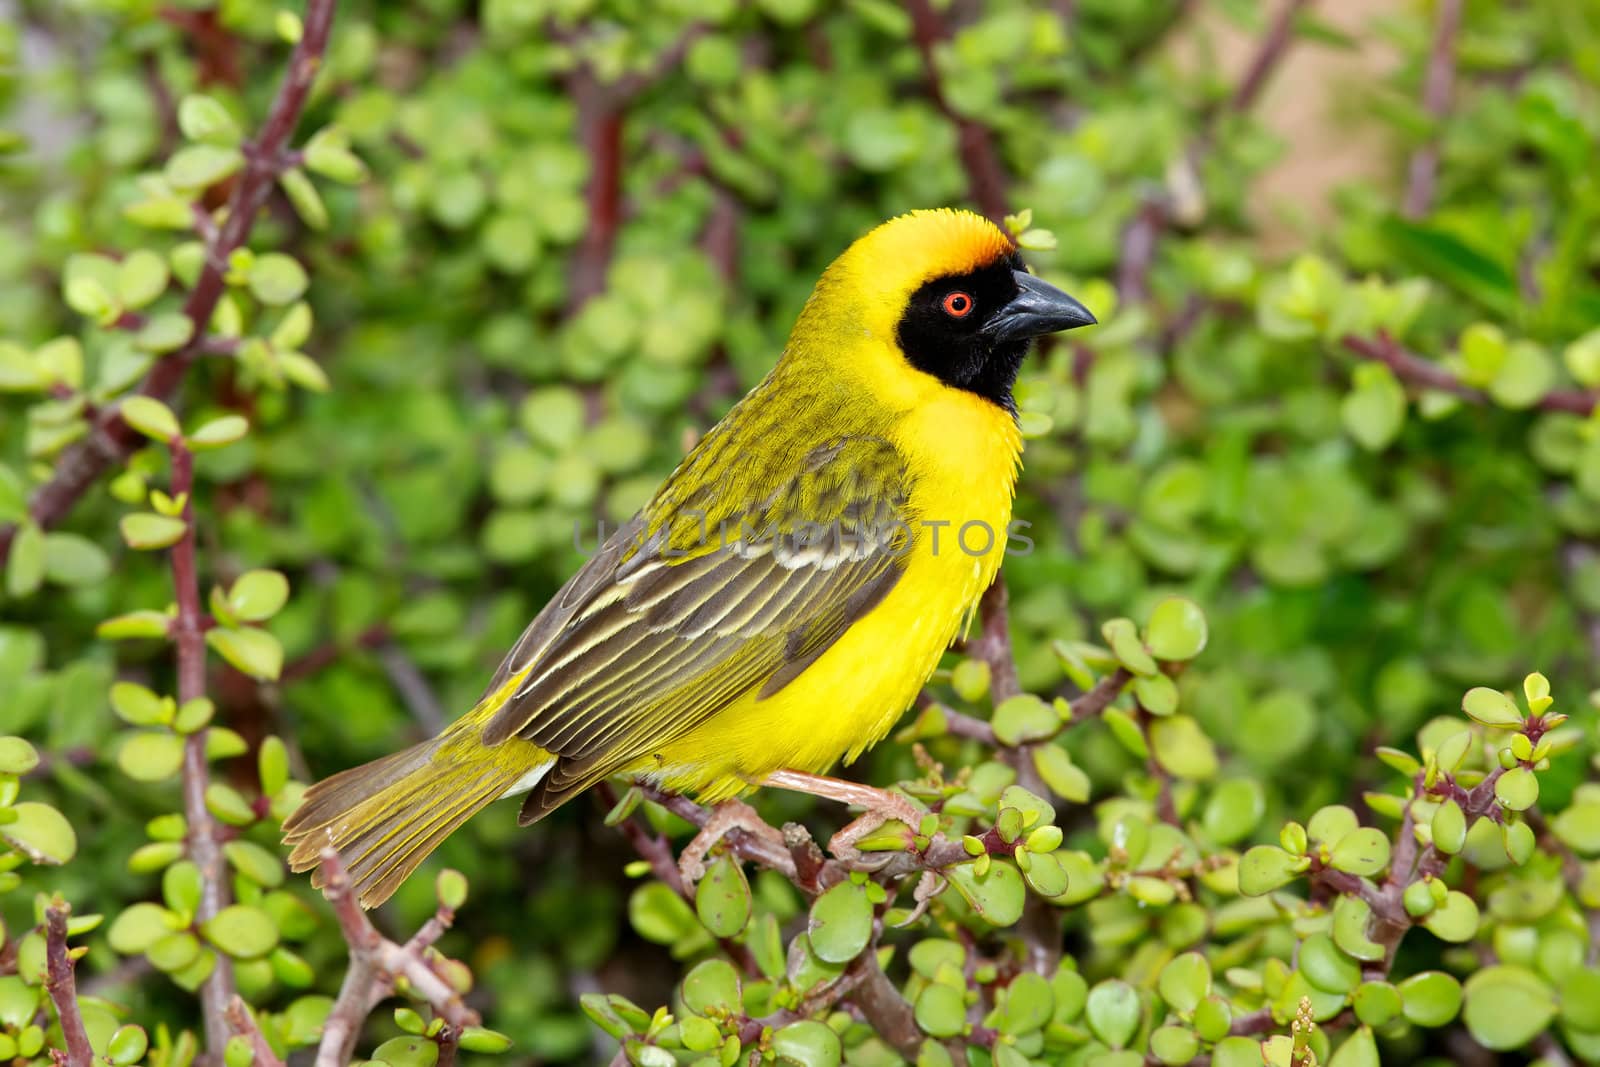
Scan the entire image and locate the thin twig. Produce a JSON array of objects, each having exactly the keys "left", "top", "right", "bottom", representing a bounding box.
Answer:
[
  {"left": 1231, "top": 0, "right": 1317, "bottom": 114},
  {"left": 168, "top": 439, "right": 236, "bottom": 1055},
  {"left": 1118, "top": 0, "right": 1318, "bottom": 304},
  {"left": 44, "top": 902, "right": 93, "bottom": 1067},
  {"left": 1403, "top": 0, "right": 1464, "bottom": 218},
  {"left": 315, "top": 849, "right": 478, "bottom": 1067},
  {"left": 1343, "top": 332, "right": 1599, "bottom": 414},
  {"left": 0, "top": 0, "right": 338, "bottom": 568},
  {"left": 225, "top": 998, "right": 286, "bottom": 1067}
]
